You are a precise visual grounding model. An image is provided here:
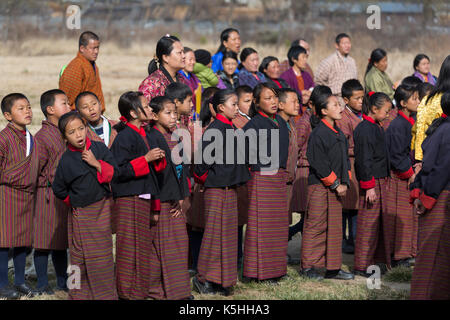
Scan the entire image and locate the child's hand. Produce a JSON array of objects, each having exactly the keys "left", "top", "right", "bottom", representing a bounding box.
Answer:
[
  {"left": 336, "top": 184, "right": 348, "bottom": 197},
  {"left": 365, "top": 188, "right": 377, "bottom": 207},
  {"left": 414, "top": 199, "right": 426, "bottom": 215},
  {"left": 413, "top": 162, "right": 422, "bottom": 175},
  {"left": 170, "top": 201, "right": 183, "bottom": 218},
  {"left": 82, "top": 149, "right": 101, "bottom": 171},
  {"left": 145, "top": 148, "right": 165, "bottom": 162},
  {"left": 407, "top": 173, "right": 416, "bottom": 188}
]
